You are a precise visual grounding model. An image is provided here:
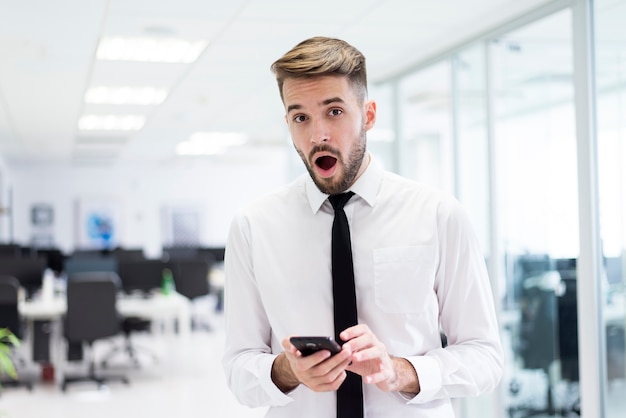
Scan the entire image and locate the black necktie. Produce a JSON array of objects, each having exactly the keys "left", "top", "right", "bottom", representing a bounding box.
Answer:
[{"left": 329, "top": 192, "right": 363, "bottom": 418}]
